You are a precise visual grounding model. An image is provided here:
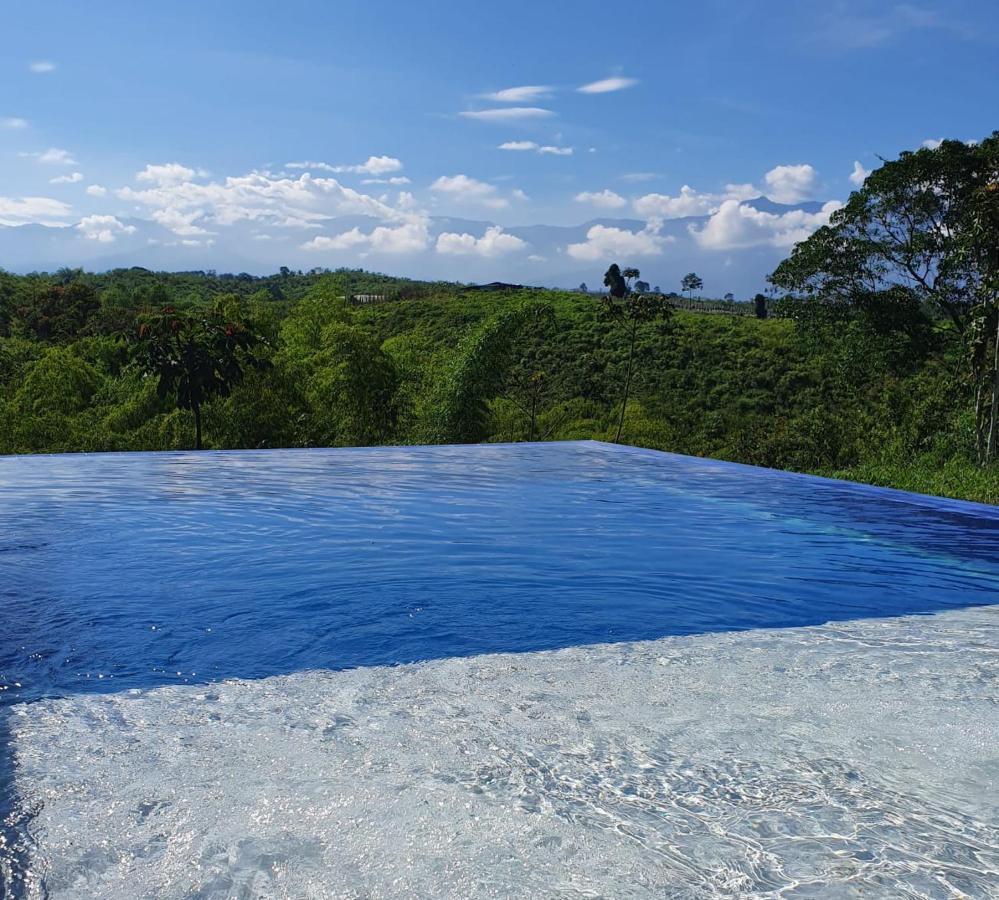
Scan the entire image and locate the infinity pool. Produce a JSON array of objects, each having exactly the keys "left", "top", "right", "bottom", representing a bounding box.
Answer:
[{"left": 1, "top": 441, "right": 997, "bottom": 897}]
